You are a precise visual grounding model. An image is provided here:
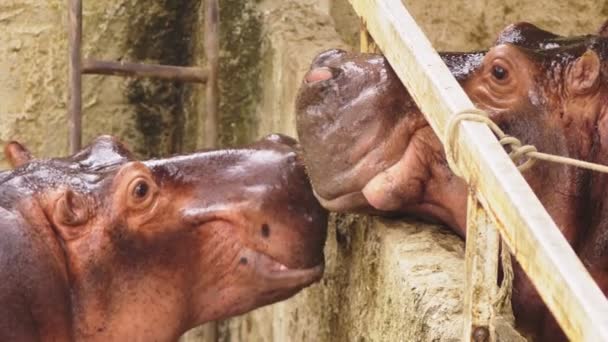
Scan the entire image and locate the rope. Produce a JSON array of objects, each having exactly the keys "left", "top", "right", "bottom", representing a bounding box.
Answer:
[{"left": 444, "top": 108, "right": 608, "bottom": 176}]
